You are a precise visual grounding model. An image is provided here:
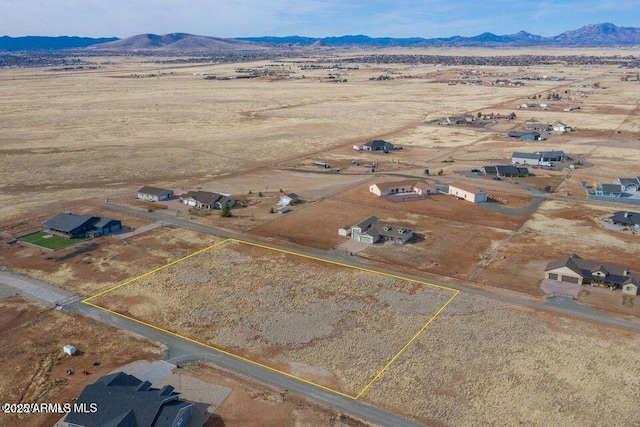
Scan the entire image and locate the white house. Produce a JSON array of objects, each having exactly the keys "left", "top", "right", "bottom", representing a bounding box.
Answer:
[
  {"left": 279, "top": 193, "right": 300, "bottom": 206},
  {"left": 136, "top": 186, "right": 174, "bottom": 202},
  {"left": 448, "top": 183, "right": 486, "bottom": 203},
  {"left": 369, "top": 180, "right": 432, "bottom": 197},
  {"left": 552, "top": 122, "right": 572, "bottom": 133}
]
